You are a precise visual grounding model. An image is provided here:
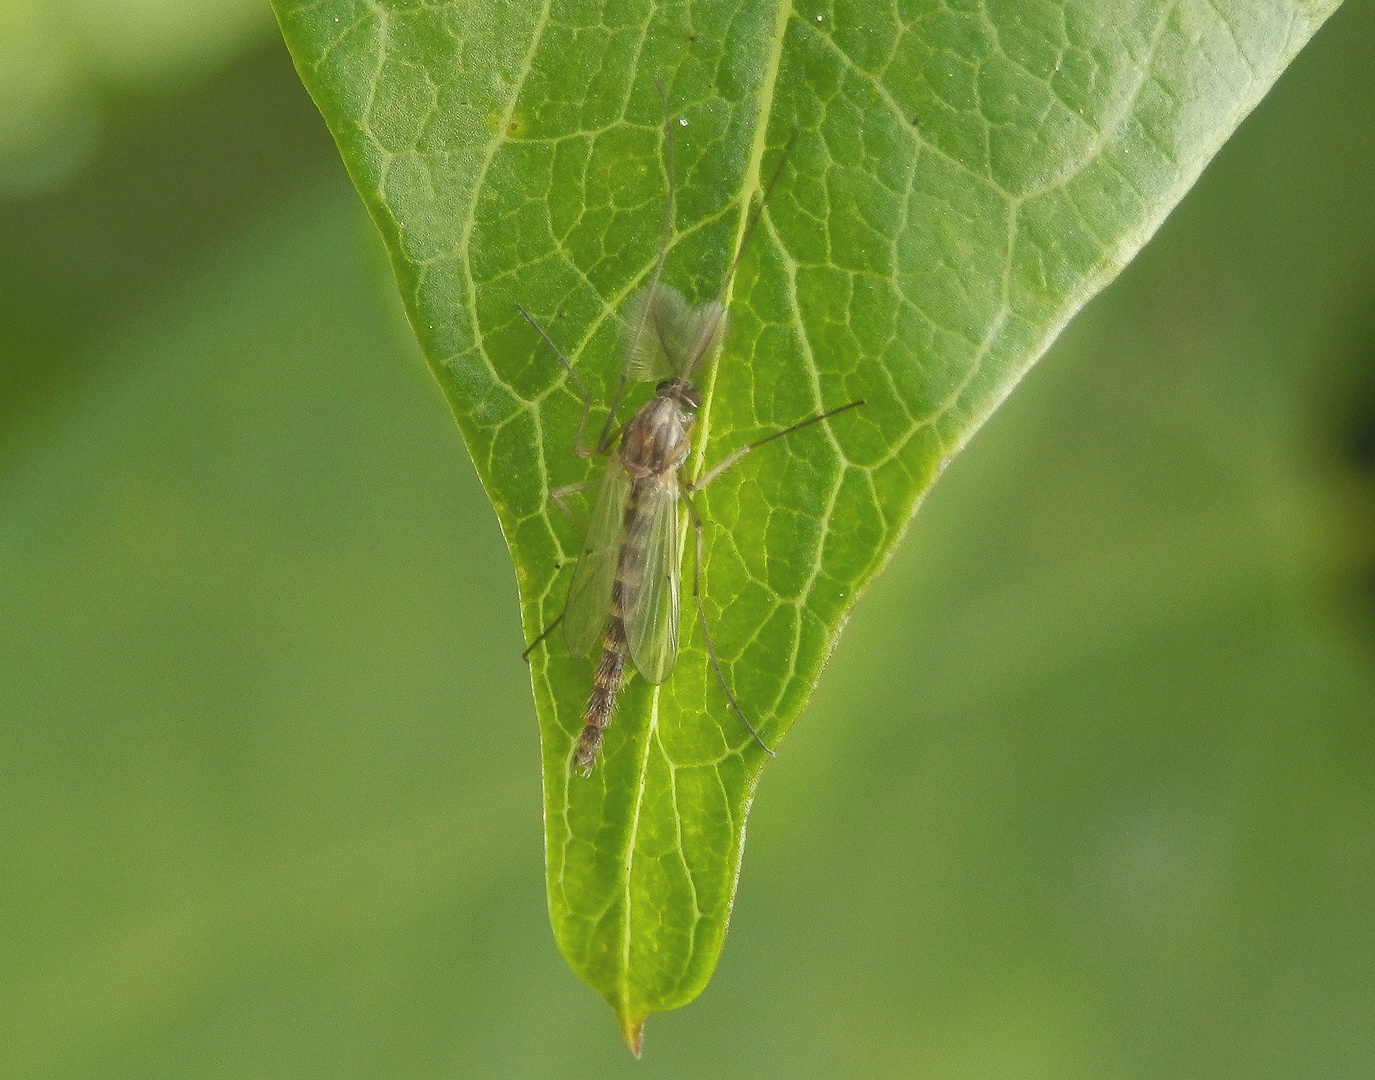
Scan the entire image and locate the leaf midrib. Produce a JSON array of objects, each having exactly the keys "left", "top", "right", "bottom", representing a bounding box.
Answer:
[{"left": 532, "top": 0, "right": 802, "bottom": 1014}]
